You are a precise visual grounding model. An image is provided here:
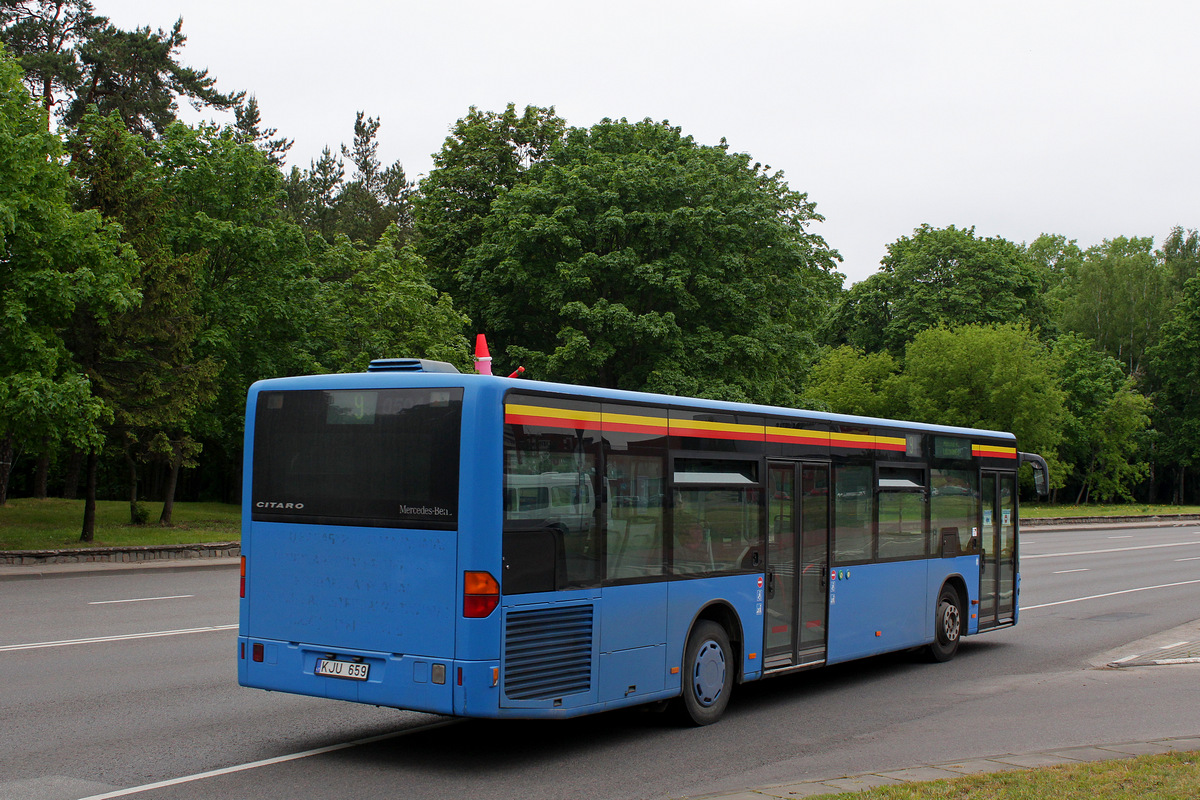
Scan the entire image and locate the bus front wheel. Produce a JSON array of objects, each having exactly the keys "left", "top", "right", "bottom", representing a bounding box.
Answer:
[
  {"left": 927, "top": 585, "right": 963, "bottom": 662},
  {"left": 676, "top": 620, "right": 733, "bottom": 726}
]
